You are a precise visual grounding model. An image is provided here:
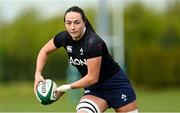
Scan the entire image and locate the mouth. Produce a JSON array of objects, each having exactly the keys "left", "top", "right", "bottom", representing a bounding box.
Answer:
[
  {"left": 70, "top": 33, "right": 76, "bottom": 35},
  {"left": 69, "top": 30, "right": 77, "bottom": 33}
]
